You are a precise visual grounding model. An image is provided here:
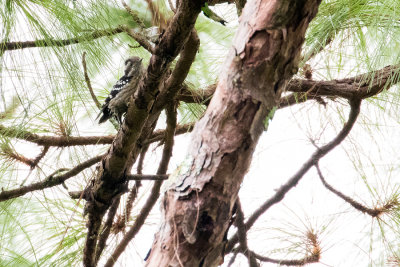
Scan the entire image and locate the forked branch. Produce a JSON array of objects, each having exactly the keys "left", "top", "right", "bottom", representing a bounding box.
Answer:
[
  {"left": 234, "top": 198, "right": 258, "bottom": 267},
  {"left": 234, "top": 230, "right": 320, "bottom": 266},
  {"left": 0, "top": 154, "right": 104, "bottom": 202},
  {"left": 226, "top": 98, "right": 362, "bottom": 252},
  {"left": 177, "top": 65, "right": 400, "bottom": 108},
  {"left": 104, "top": 104, "right": 177, "bottom": 267}
]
